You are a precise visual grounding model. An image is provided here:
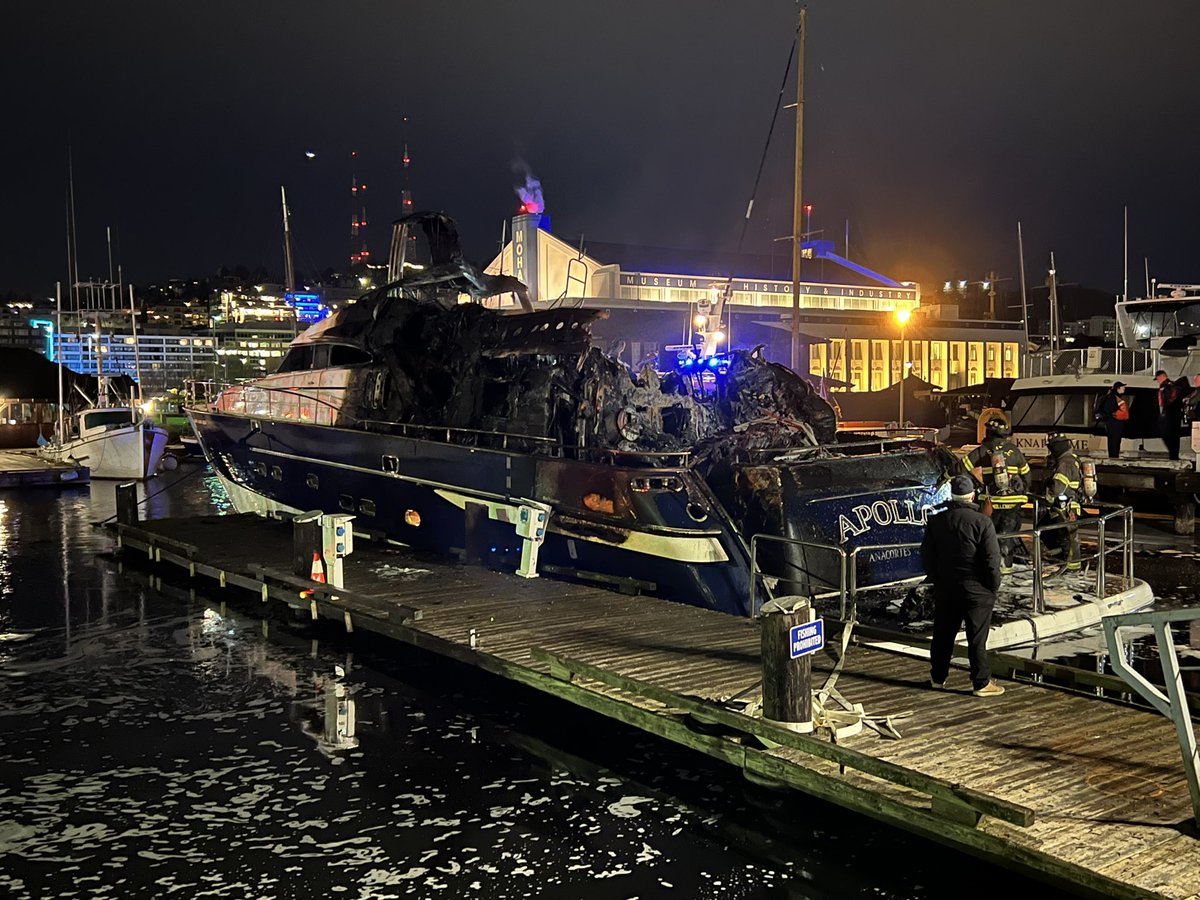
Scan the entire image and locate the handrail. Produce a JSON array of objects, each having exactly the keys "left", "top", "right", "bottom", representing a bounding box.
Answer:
[
  {"left": 751, "top": 503, "right": 1136, "bottom": 623},
  {"left": 1102, "top": 607, "right": 1200, "bottom": 824},
  {"left": 838, "top": 425, "right": 940, "bottom": 444},
  {"left": 748, "top": 533, "right": 847, "bottom": 618},
  {"left": 847, "top": 541, "right": 925, "bottom": 606}
]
